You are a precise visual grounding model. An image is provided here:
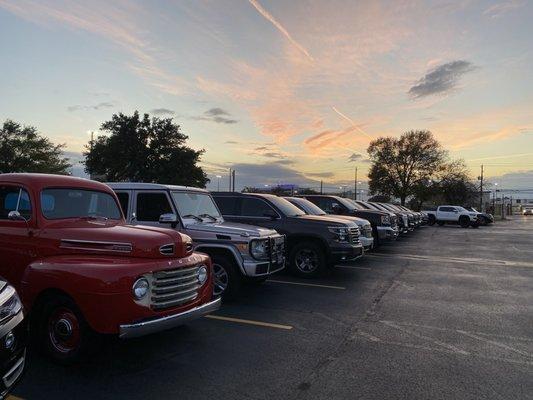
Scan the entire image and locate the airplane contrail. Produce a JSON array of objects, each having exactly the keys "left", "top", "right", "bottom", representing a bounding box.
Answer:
[
  {"left": 248, "top": 0, "right": 313, "bottom": 62},
  {"left": 332, "top": 106, "right": 372, "bottom": 139}
]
